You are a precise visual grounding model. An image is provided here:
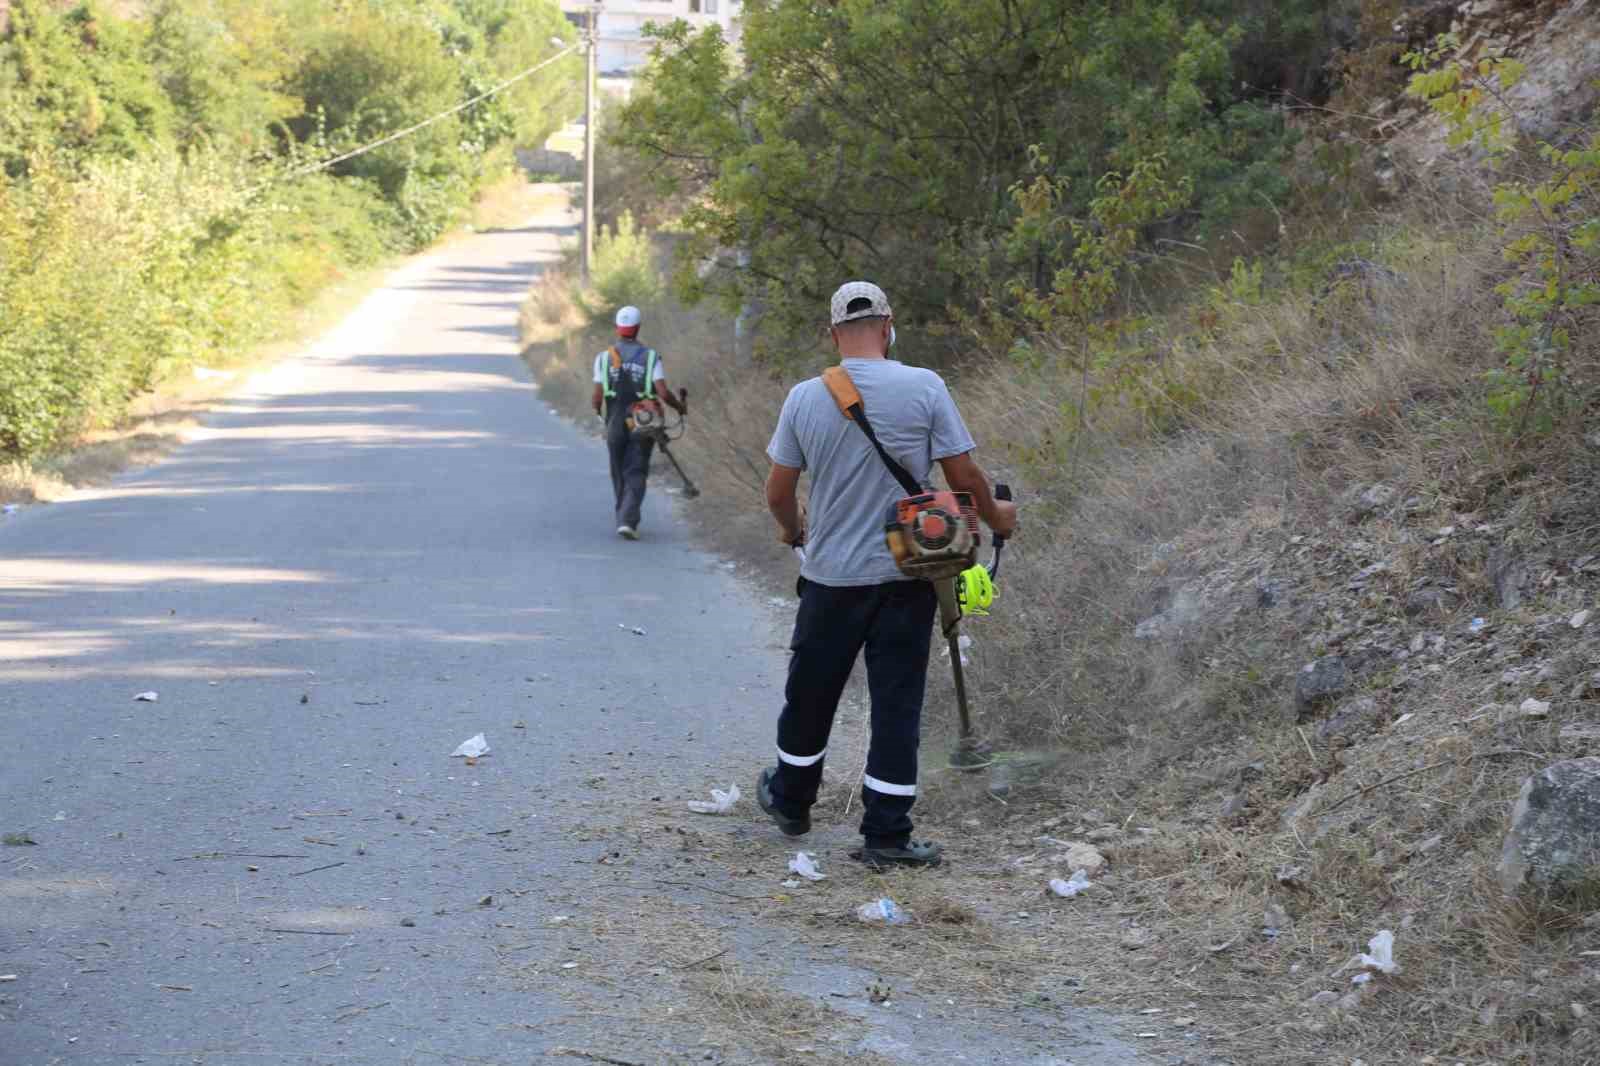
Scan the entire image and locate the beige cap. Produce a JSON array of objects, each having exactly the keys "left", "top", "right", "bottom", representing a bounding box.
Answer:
[{"left": 830, "top": 281, "right": 892, "bottom": 325}]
